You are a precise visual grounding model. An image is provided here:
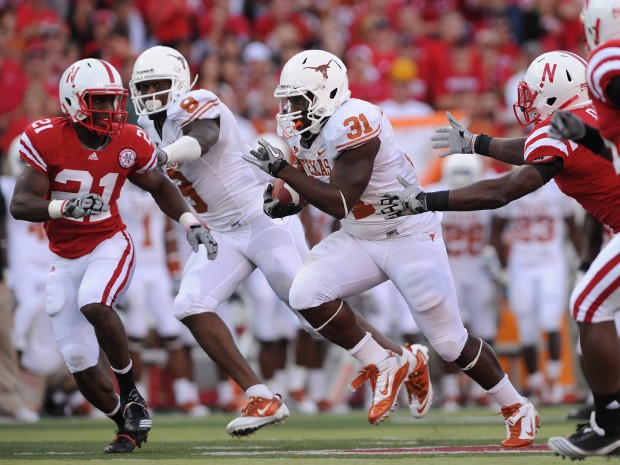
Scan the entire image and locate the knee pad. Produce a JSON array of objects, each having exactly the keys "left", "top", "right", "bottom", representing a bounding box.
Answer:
[
  {"left": 61, "top": 342, "right": 99, "bottom": 374},
  {"left": 173, "top": 292, "right": 216, "bottom": 321},
  {"left": 431, "top": 329, "right": 468, "bottom": 362},
  {"left": 400, "top": 264, "right": 445, "bottom": 313}
]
